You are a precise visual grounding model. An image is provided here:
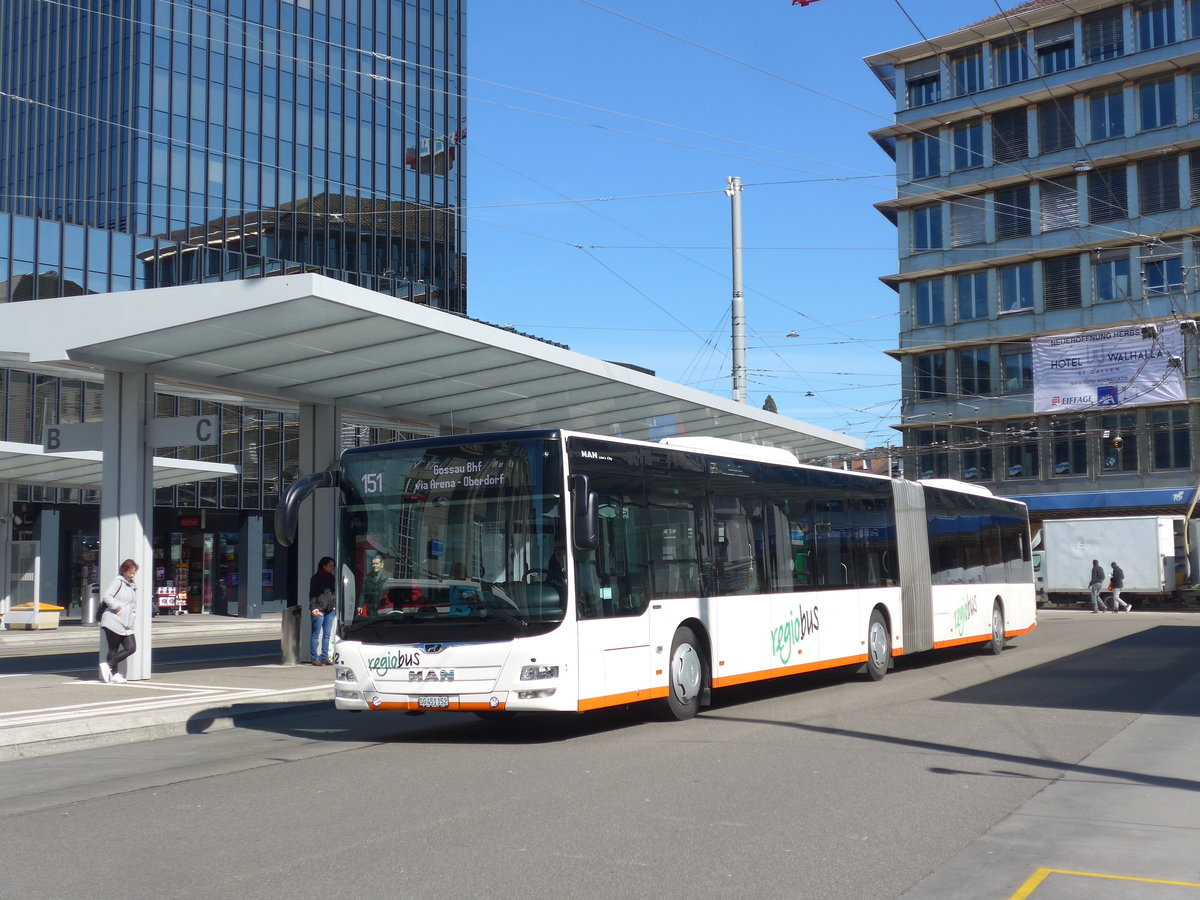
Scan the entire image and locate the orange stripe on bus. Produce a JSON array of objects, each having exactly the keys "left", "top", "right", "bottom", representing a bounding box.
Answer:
[
  {"left": 577, "top": 686, "right": 669, "bottom": 711},
  {"left": 712, "top": 653, "right": 870, "bottom": 688},
  {"left": 933, "top": 620, "right": 1036, "bottom": 651}
]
